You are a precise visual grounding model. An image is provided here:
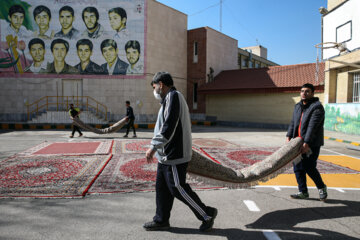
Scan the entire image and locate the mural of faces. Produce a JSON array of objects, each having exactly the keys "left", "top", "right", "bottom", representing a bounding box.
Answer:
[{"left": 0, "top": 1, "right": 145, "bottom": 76}]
